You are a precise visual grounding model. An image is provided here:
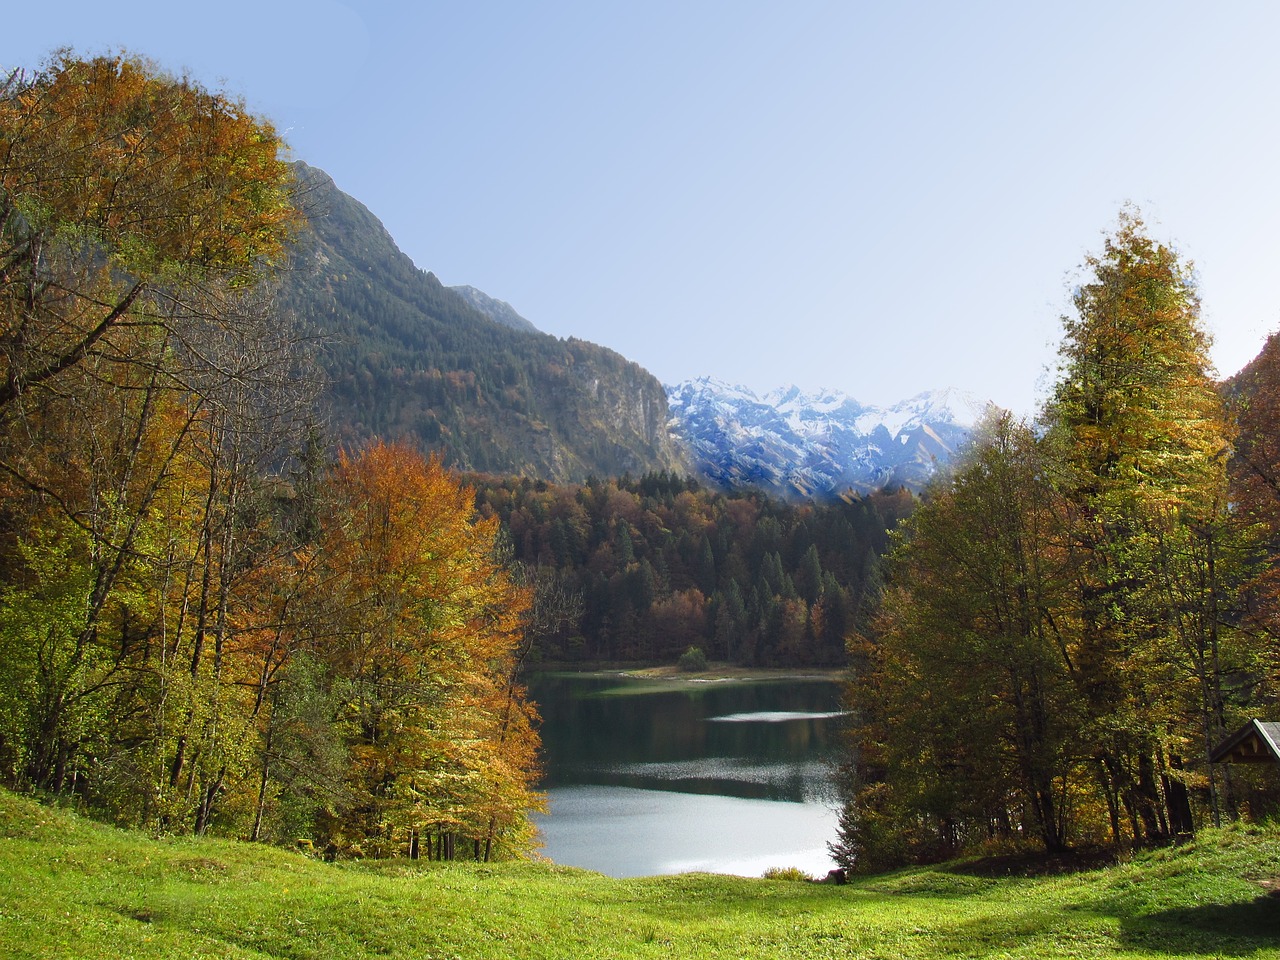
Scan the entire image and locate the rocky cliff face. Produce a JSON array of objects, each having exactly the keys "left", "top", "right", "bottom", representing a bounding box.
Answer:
[{"left": 281, "top": 162, "right": 688, "bottom": 483}]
